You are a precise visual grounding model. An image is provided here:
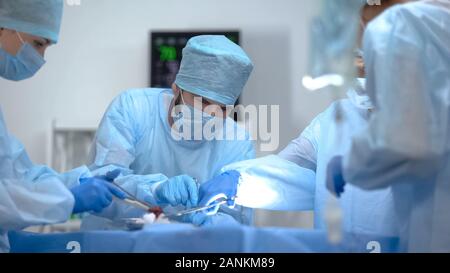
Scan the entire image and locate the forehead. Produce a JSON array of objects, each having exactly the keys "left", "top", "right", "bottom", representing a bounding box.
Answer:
[{"left": 183, "top": 90, "right": 225, "bottom": 106}]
